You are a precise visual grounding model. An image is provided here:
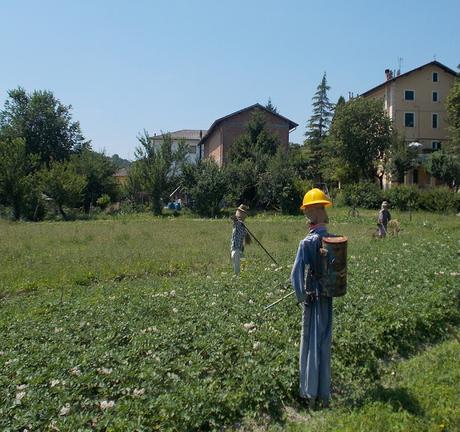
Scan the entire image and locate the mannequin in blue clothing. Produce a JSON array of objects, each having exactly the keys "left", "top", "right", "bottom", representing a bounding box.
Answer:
[{"left": 291, "top": 188, "right": 333, "bottom": 409}]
